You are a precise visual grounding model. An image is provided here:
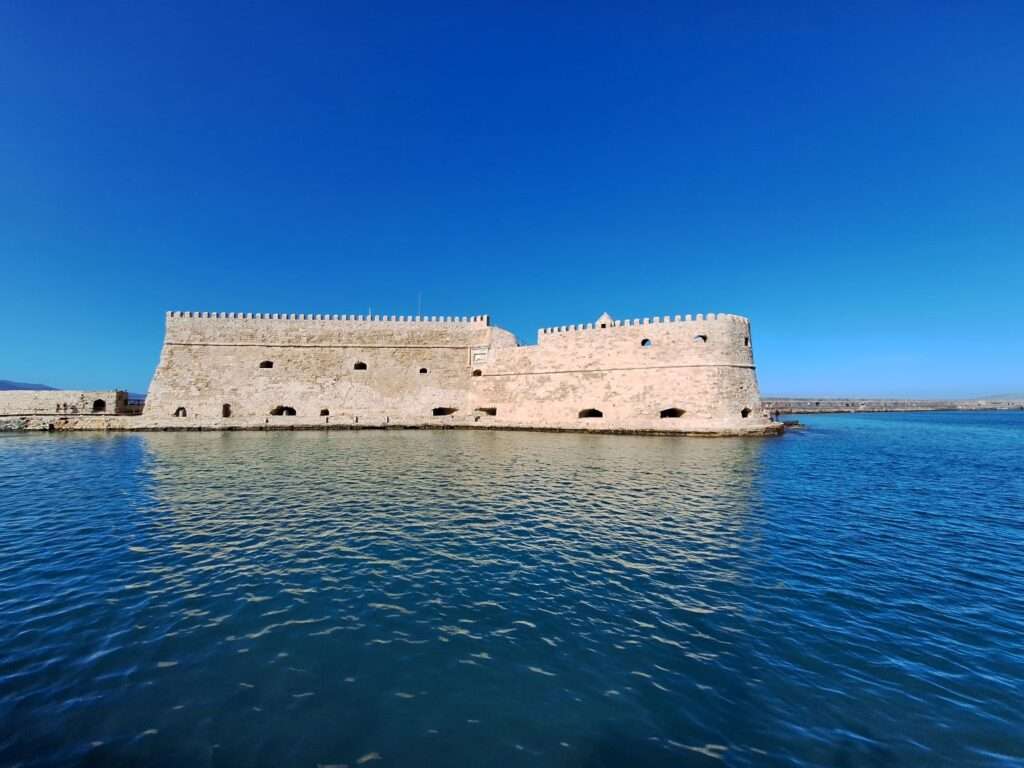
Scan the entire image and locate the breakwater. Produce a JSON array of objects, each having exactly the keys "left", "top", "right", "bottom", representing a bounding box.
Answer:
[{"left": 763, "top": 397, "right": 1024, "bottom": 414}]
